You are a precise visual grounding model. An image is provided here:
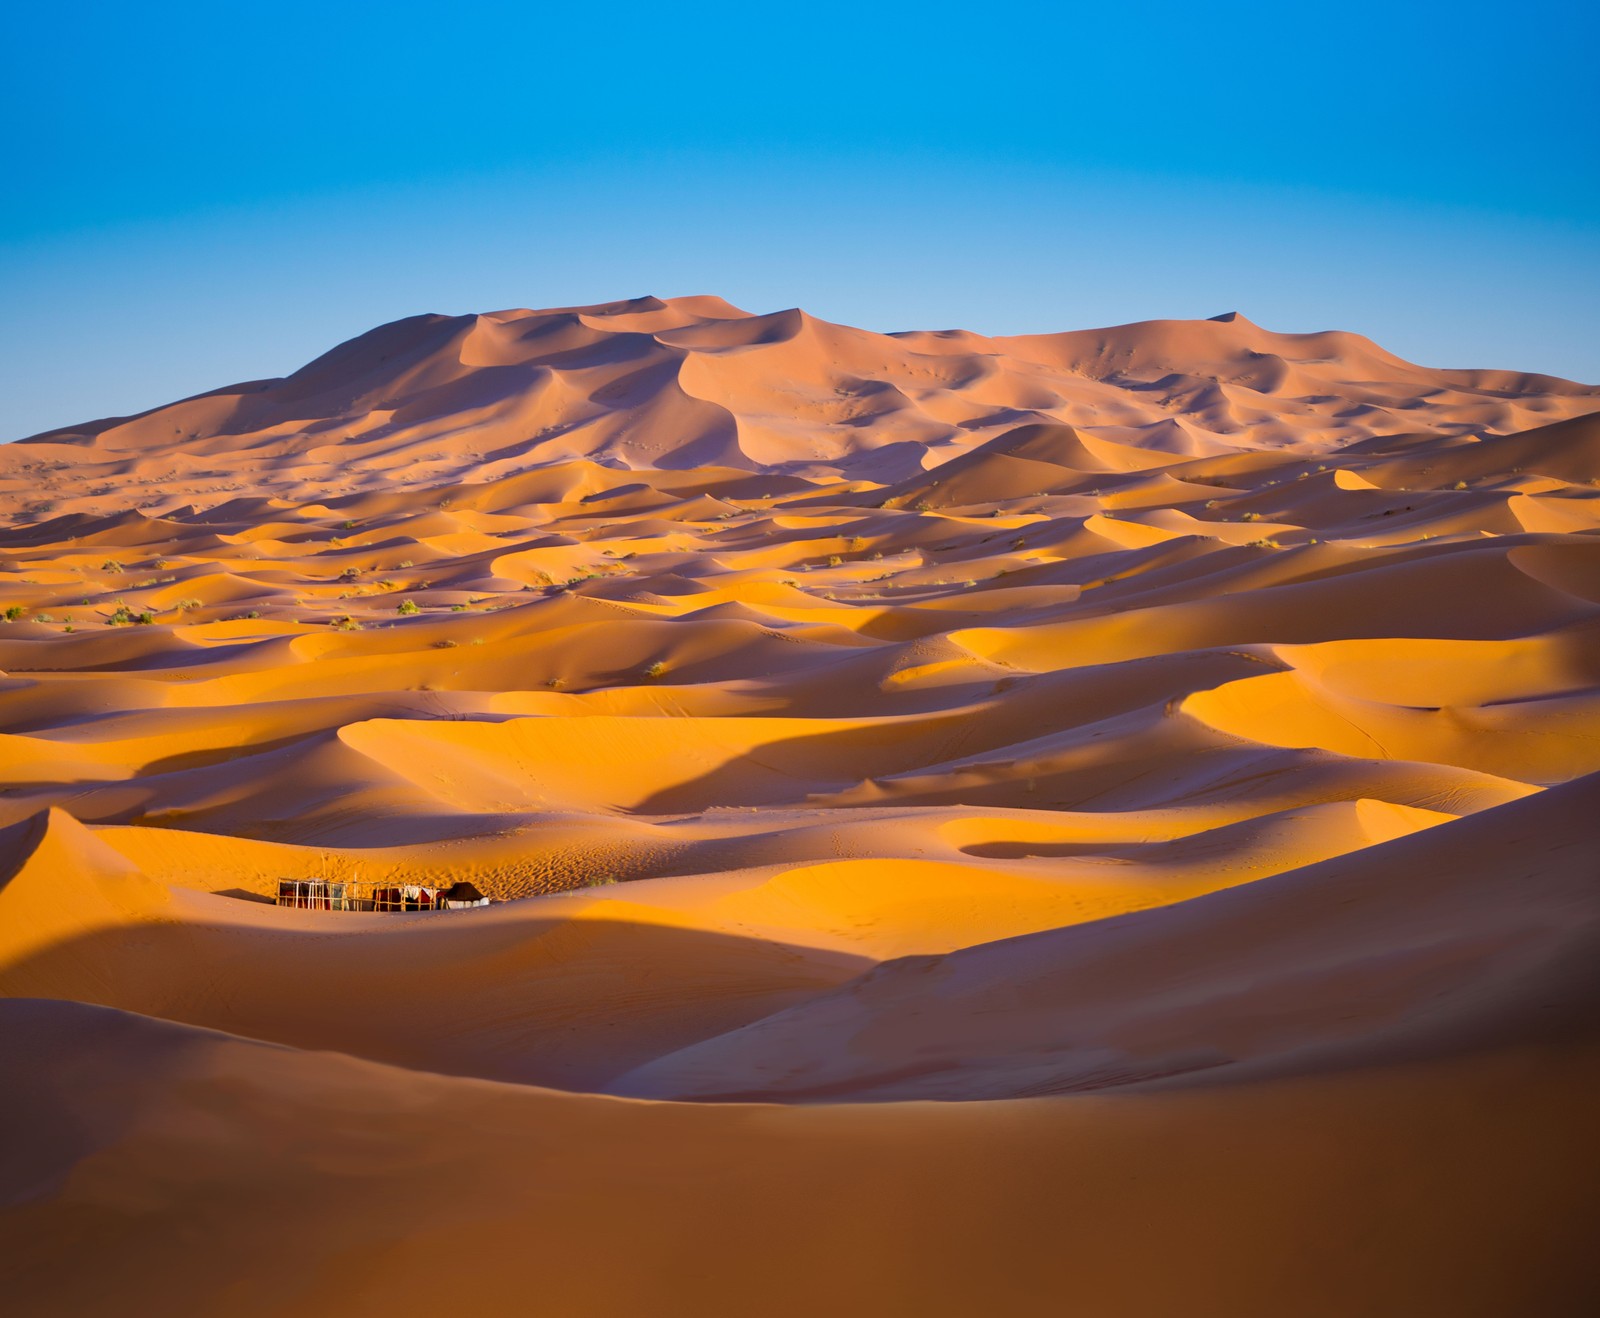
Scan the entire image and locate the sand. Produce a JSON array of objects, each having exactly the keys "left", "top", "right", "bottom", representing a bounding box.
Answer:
[{"left": 2, "top": 297, "right": 1598, "bottom": 1314}]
